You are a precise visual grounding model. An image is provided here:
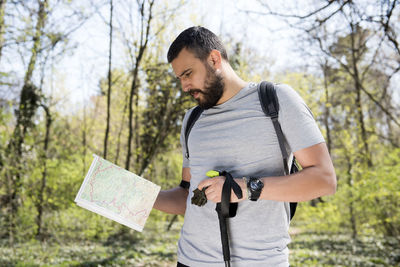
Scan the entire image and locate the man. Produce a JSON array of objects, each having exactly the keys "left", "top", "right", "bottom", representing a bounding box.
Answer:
[{"left": 153, "top": 26, "right": 336, "bottom": 267}]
